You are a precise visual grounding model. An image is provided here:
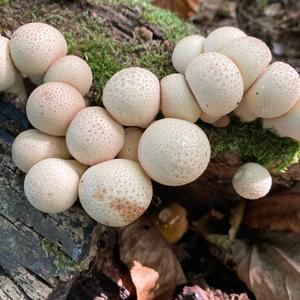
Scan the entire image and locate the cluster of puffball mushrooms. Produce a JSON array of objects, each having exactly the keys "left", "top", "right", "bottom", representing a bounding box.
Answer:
[{"left": 2, "top": 23, "right": 300, "bottom": 227}]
